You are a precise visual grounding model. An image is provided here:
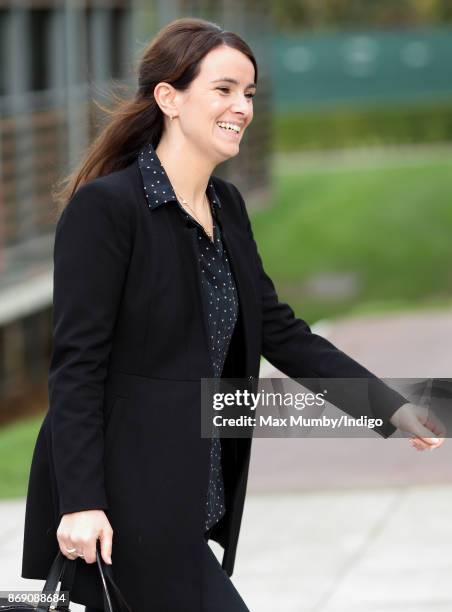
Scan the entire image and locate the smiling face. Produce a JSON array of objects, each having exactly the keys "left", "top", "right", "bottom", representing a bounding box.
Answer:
[{"left": 172, "top": 44, "right": 256, "bottom": 163}]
